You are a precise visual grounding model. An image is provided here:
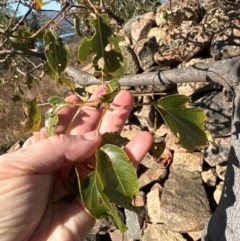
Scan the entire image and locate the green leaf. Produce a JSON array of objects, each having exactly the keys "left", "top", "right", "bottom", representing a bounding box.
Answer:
[
  {"left": 10, "top": 30, "right": 31, "bottom": 50},
  {"left": 78, "top": 13, "right": 127, "bottom": 79},
  {"left": 16, "top": 98, "right": 41, "bottom": 134},
  {"left": 43, "top": 30, "right": 70, "bottom": 74},
  {"left": 154, "top": 95, "right": 212, "bottom": 151},
  {"left": 45, "top": 110, "right": 58, "bottom": 137},
  {"left": 43, "top": 62, "right": 73, "bottom": 89},
  {"left": 48, "top": 96, "right": 67, "bottom": 106},
  {"left": 149, "top": 141, "right": 166, "bottom": 157},
  {"left": 97, "top": 79, "right": 120, "bottom": 103},
  {"left": 96, "top": 144, "right": 138, "bottom": 210},
  {"left": 101, "top": 132, "right": 129, "bottom": 147},
  {"left": 73, "top": 16, "right": 82, "bottom": 36},
  {"left": 81, "top": 171, "right": 128, "bottom": 232}
]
